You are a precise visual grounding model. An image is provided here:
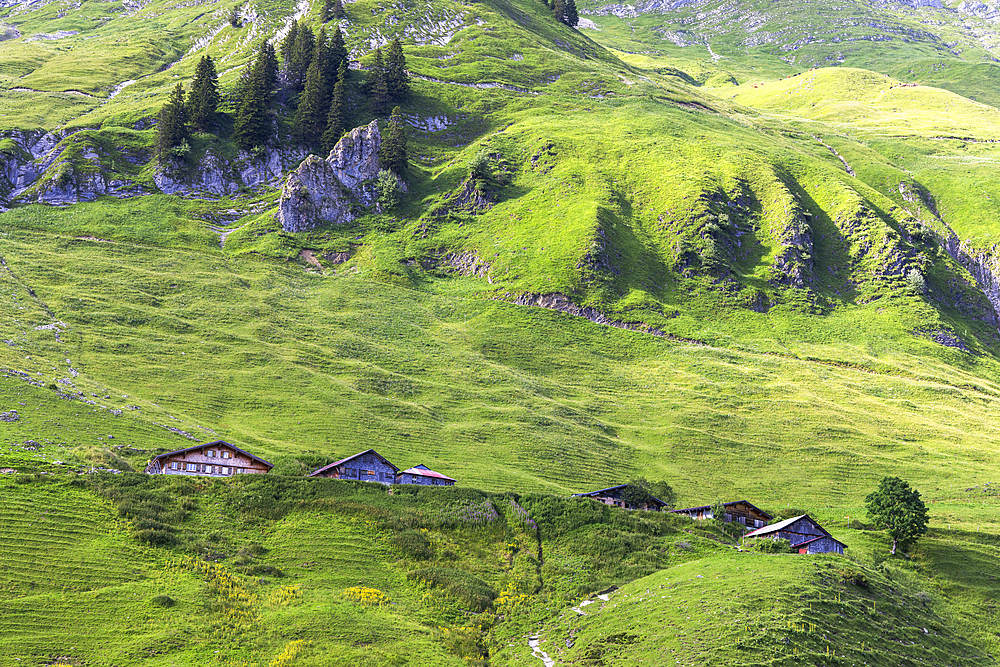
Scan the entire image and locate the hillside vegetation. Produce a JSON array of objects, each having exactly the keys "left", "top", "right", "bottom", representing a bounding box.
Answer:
[{"left": 4, "top": 0, "right": 1000, "bottom": 663}]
